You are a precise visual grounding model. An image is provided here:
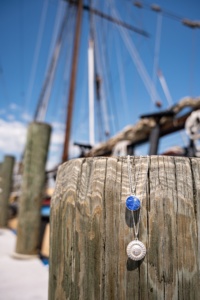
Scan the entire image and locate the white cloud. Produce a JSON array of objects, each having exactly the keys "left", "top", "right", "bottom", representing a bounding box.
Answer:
[
  {"left": 0, "top": 119, "right": 81, "bottom": 168},
  {"left": 46, "top": 157, "right": 60, "bottom": 171},
  {"left": 50, "top": 128, "right": 65, "bottom": 145},
  {"left": 46, "top": 142, "right": 81, "bottom": 171},
  {"left": 21, "top": 112, "right": 32, "bottom": 122},
  {"left": 50, "top": 125, "right": 81, "bottom": 157},
  {"left": 7, "top": 114, "right": 15, "bottom": 121},
  {"left": 0, "top": 109, "right": 6, "bottom": 115},
  {"left": 9, "top": 103, "right": 19, "bottom": 110},
  {"left": 50, "top": 143, "right": 61, "bottom": 153},
  {"left": 0, "top": 119, "right": 27, "bottom": 159},
  {"left": 51, "top": 122, "right": 65, "bottom": 131},
  {"left": 46, "top": 124, "right": 81, "bottom": 170},
  {"left": 46, "top": 125, "right": 64, "bottom": 170}
]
